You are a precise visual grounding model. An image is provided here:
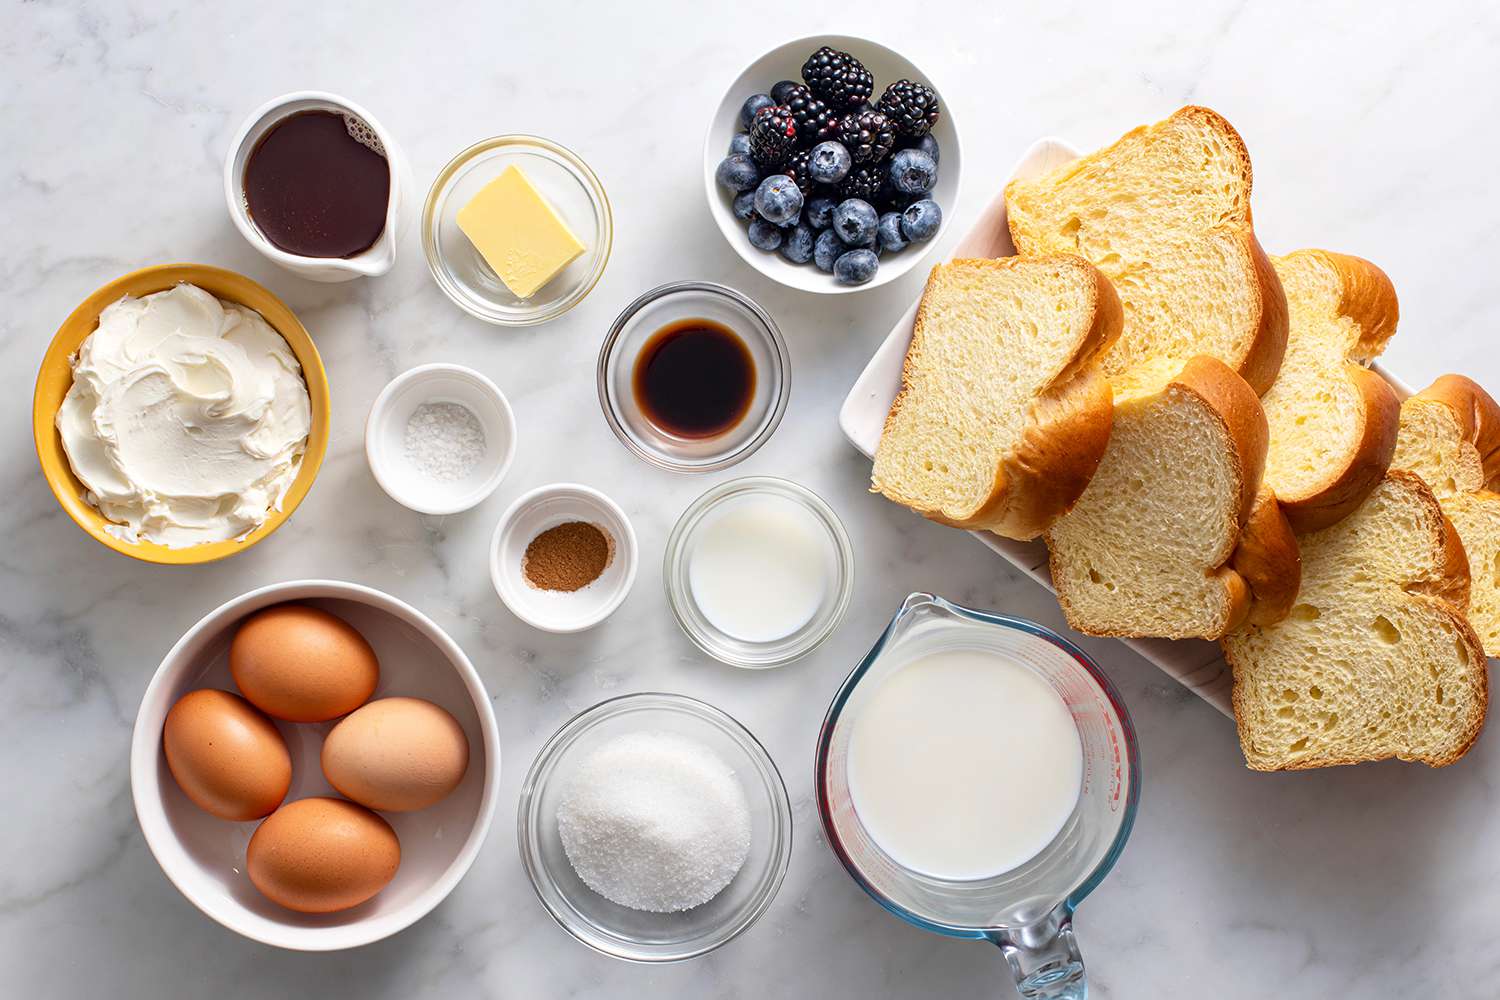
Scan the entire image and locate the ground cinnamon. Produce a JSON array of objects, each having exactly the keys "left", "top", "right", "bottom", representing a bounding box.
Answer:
[{"left": 522, "top": 521, "right": 613, "bottom": 591}]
